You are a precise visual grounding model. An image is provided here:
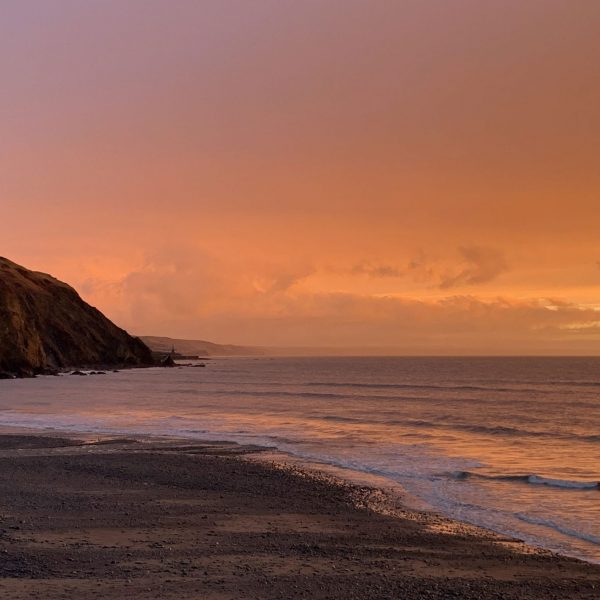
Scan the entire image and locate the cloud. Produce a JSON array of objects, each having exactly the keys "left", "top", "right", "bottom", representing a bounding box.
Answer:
[
  {"left": 252, "top": 263, "right": 315, "bottom": 293},
  {"left": 349, "top": 252, "right": 435, "bottom": 282},
  {"left": 180, "top": 291, "right": 600, "bottom": 352},
  {"left": 348, "top": 248, "right": 507, "bottom": 288},
  {"left": 71, "top": 243, "right": 598, "bottom": 352},
  {"left": 439, "top": 246, "right": 508, "bottom": 289},
  {"left": 351, "top": 262, "right": 403, "bottom": 278},
  {"left": 79, "top": 245, "right": 317, "bottom": 338}
]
